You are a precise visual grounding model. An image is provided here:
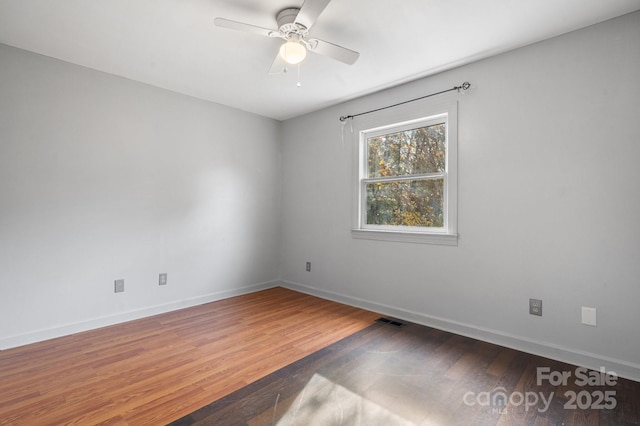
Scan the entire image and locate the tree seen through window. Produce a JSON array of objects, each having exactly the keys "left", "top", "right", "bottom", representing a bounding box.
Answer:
[{"left": 365, "top": 123, "right": 446, "bottom": 228}]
